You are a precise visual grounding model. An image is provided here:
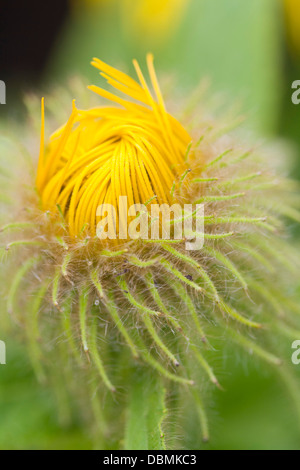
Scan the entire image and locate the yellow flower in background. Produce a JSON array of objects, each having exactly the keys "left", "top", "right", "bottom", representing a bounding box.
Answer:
[
  {"left": 121, "top": 0, "right": 190, "bottom": 43},
  {"left": 72, "top": 0, "right": 190, "bottom": 44},
  {"left": 284, "top": 0, "right": 300, "bottom": 56}
]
